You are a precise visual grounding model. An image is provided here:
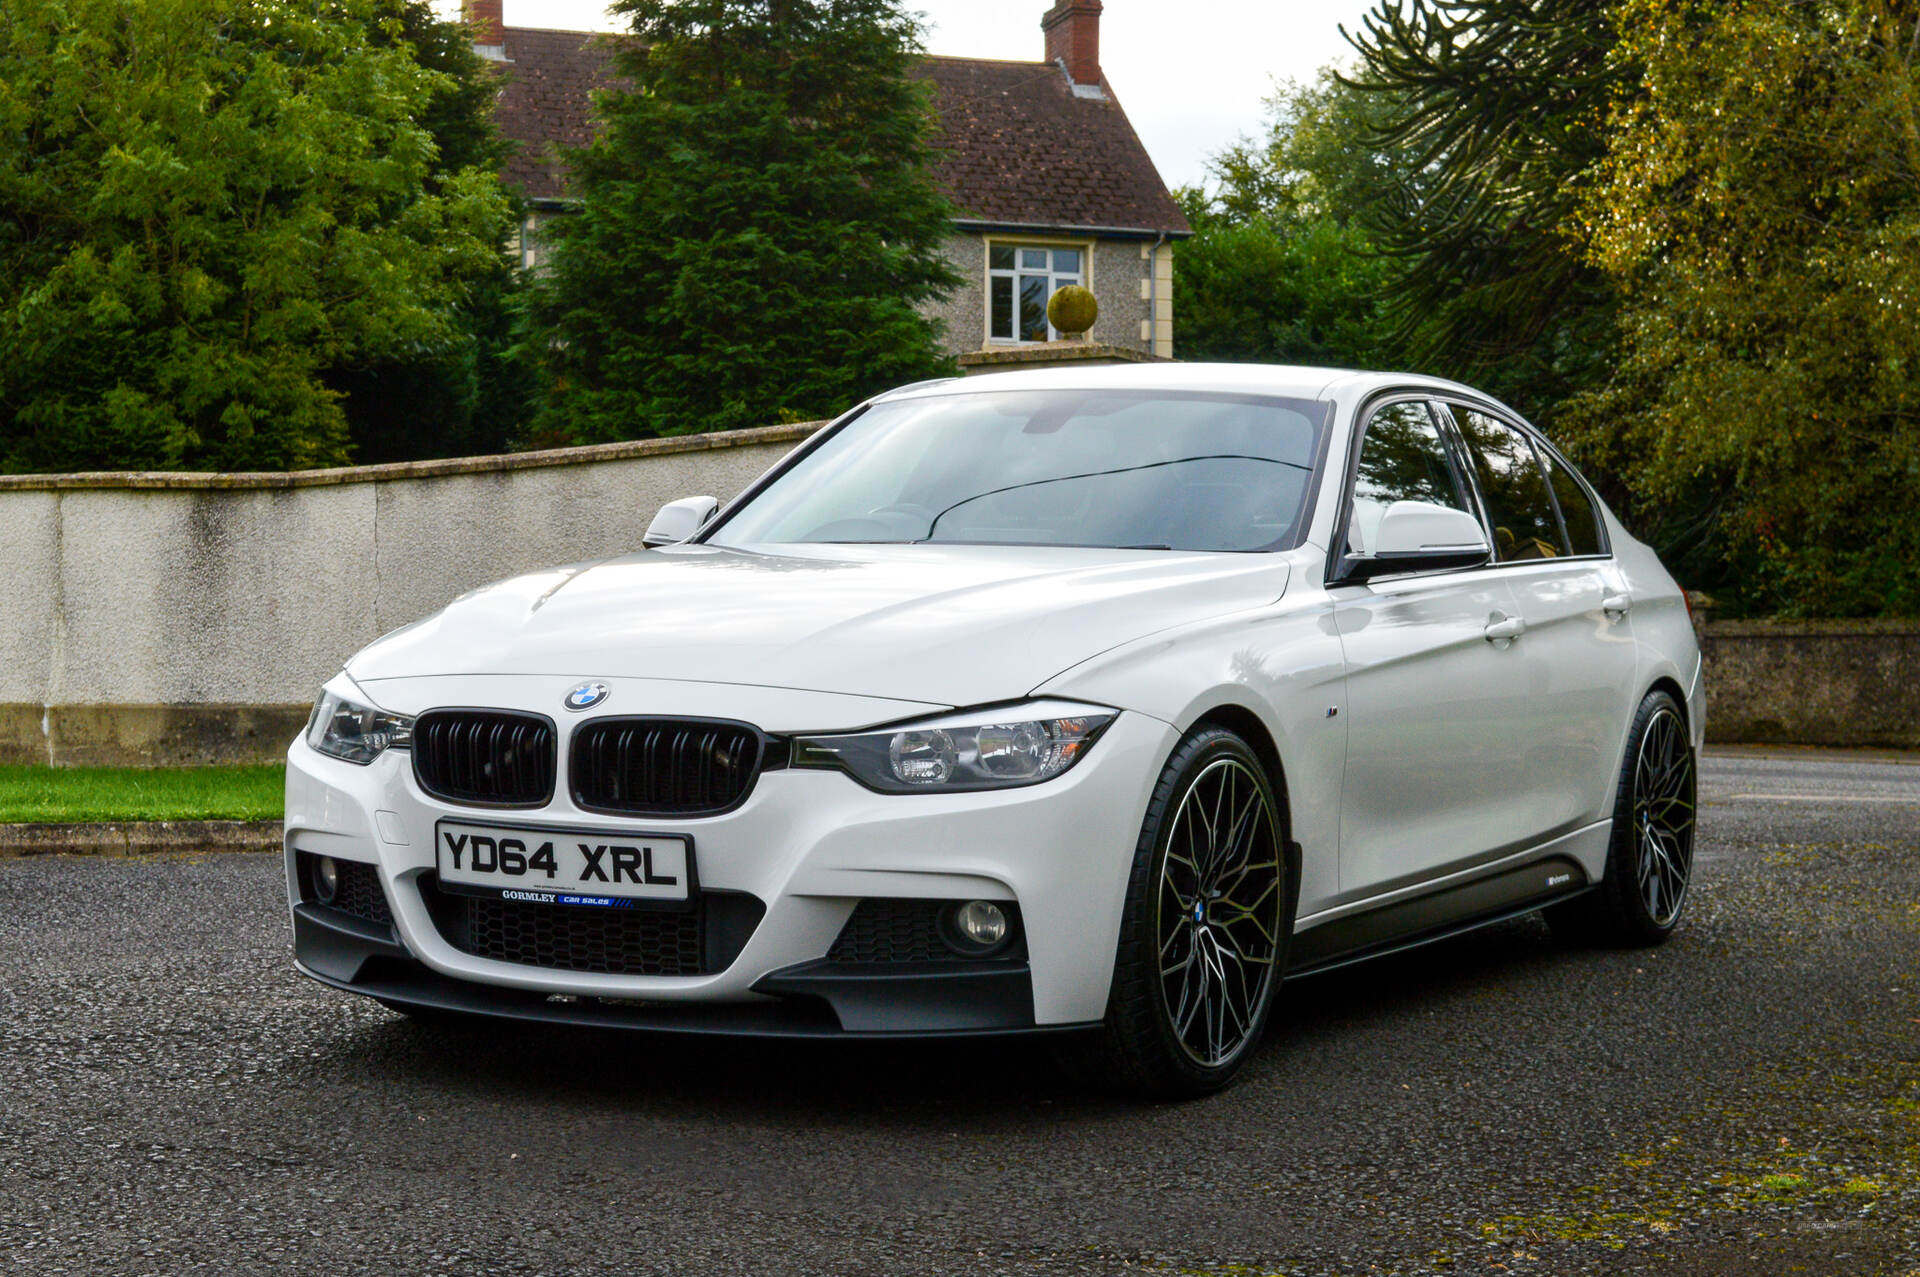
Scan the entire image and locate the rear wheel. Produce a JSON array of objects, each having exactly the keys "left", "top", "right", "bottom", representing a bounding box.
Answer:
[
  {"left": 1072, "top": 726, "right": 1290, "bottom": 1099},
  {"left": 1548, "top": 689, "right": 1697, "bottom": 947}
]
